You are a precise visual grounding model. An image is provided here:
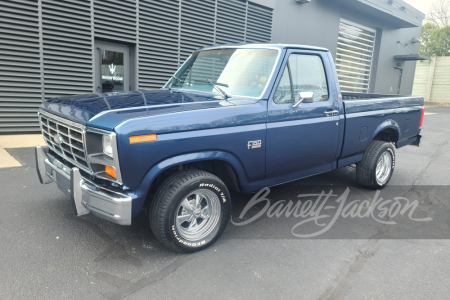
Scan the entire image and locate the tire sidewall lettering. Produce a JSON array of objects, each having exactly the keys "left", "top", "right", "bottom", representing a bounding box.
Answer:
[
  {"left": 167, "top": 179, "right": 230, "bottom": 250},
  {"left": 171, "top": 225, "right": 206, "bottom": 247},
  {"left": 199, "top": 183, "right": 227, "bottom": 203}
]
